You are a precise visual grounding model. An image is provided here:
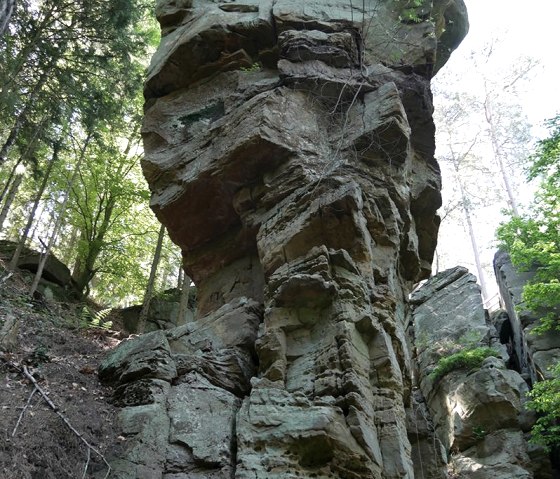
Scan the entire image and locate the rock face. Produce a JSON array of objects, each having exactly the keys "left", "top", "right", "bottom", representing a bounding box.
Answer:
[
  {"left": 117, "top": 288, "right": 196, "bottom": 333},
  {"left": 102, "top": 1, "right": 471, "bottom": 478},
  {"left": 408, "top": 268, "right": 543, "bottom": 479},
  {"left": 0, "top": 240, "right": 78, "bottom": 297},
  {"left": 494, "top": 250, "right": 560, "bottom": 382}
]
